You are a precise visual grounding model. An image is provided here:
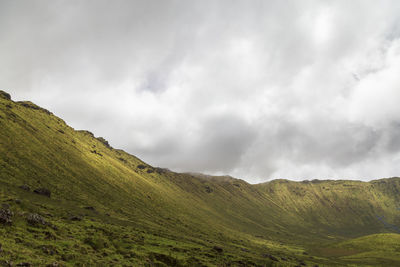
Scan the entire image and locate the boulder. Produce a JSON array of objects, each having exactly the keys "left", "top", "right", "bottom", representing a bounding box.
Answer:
[
  {"left": 0, "top": 208, "right": 13, "bottom": 224},
  {"left": 69, "top": 216, "right": 82, "bottom": 221},
  {"left": 33, "top": 188, "right": 51, "bottom": 197},
  {"left": 26, "top": 213, "right": 47, "bottom": 226},
  {"left": 262, "top": 254, "right": 279, "bottom": 261},
  {"left": 205, "top": 185, "right": 213, "bottom": 193},
  {"left": 212, "top": 246, "right": 223, "bottom": 253}
]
